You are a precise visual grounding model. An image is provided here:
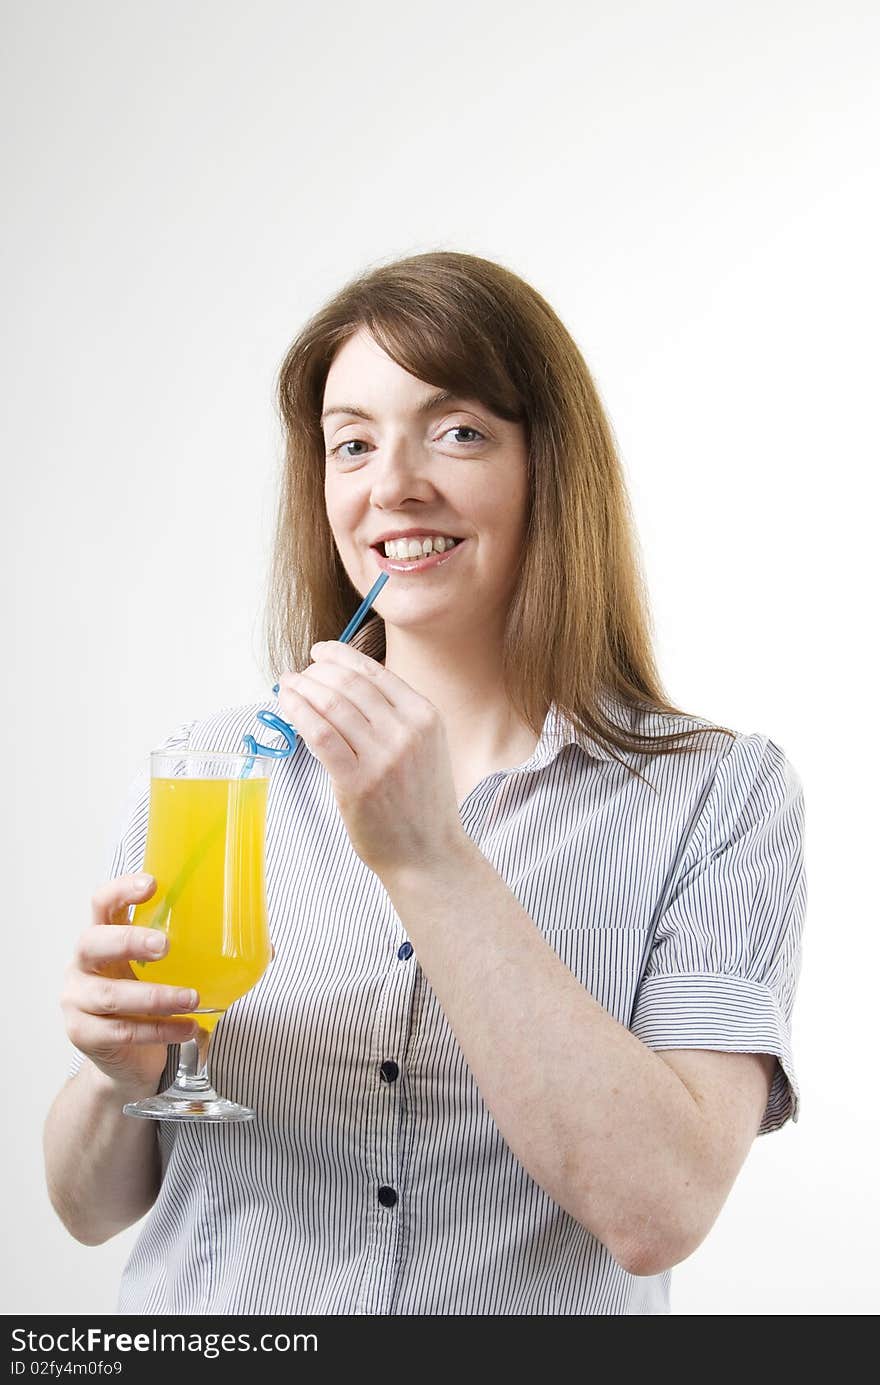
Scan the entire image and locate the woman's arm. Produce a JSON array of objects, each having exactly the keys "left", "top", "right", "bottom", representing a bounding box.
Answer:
[
  {"left": 46, "top": 872, "right": 200, "bottom": 1245},
  {"left": 380, "top": 838, "right": 768, "bottom": 1277},
  {"left": 44, "top": 1061, "right": 162, "bottom": 1245}
]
